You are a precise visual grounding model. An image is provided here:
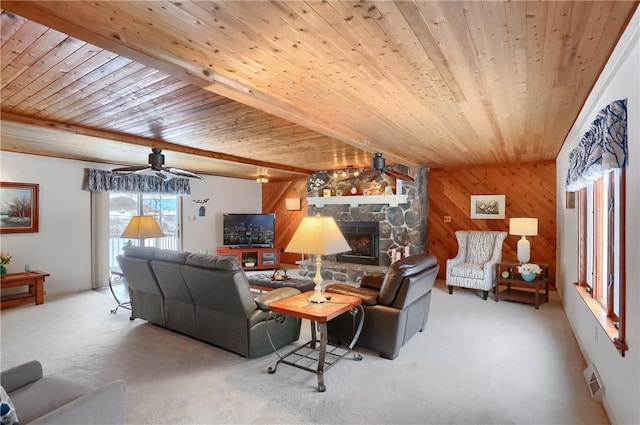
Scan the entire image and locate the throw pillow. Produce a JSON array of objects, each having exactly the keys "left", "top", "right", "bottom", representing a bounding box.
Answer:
[{"left": 0, "top": 385, "right": 18, "bottom": 425}]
